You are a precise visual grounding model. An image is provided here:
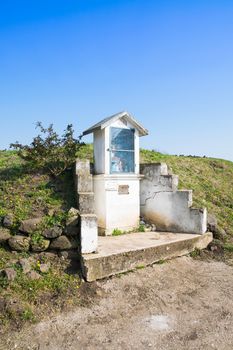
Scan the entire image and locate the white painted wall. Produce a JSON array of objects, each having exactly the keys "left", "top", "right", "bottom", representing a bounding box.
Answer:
[{"left": 94, "top": 174, "right": 140, "bottom": 235}]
